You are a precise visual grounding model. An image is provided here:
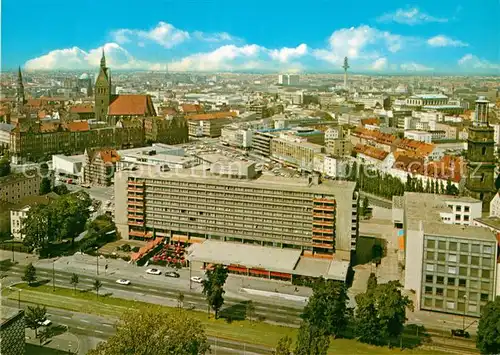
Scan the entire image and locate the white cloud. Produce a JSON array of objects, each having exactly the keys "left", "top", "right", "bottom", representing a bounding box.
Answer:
[
  {"left": 25, "top": 43, "right": 162, "bottom": 71},
  {"left": 377, "top": 7, "right": 448, "bottom": 25},
  {"left": 112, "top": 22, "right": 190, "bottom": 48},
  {"left": 192, "top": 31, "right": 236, "bottom": 42},
  {"left": 458, "top": 54, "right": 500, "bottom": 70},
  {"left": 371, "top": 58, "right": 388, "bottom": 70},
  {"left": 269, "top": 44, "right": 308, "bottom": 63},
  {"left": 314, "top": 26, "right": 407, "bottom": 65},
  {"left": 400, "top": 62, "right": 433, "bottom": 72},
  {"left": 427, "top": 35, "right": 468, "bottom": 47}
]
